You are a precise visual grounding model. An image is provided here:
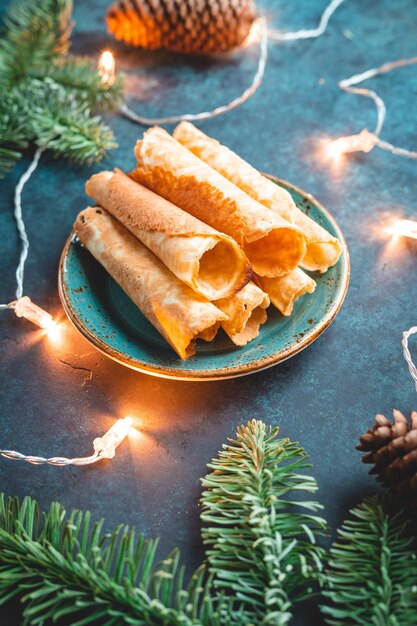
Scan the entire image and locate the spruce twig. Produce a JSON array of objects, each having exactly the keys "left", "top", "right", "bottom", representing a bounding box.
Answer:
[
  {"left": 0, "top": 0, "right": 124, "bottom": 177},
  {"left": 0, "top": 495, "right": 239, "bottom": 626},
  {"left": 0, "top": 0, "right": 73, "bottom": 82},
  {"left": 321, "top": 494, "right": 417, "bottom": 626},
  {"left": 201, "top": 419, "right": 327, "bottom": 626}
]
